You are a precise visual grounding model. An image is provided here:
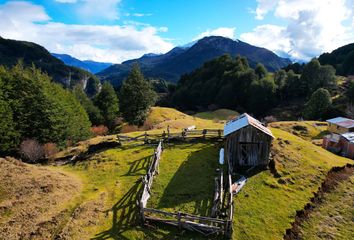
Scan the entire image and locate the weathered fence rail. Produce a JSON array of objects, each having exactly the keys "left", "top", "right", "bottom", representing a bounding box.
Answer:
[{"left": 118, "top": 128, "right": 223, "bottom": 144}]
